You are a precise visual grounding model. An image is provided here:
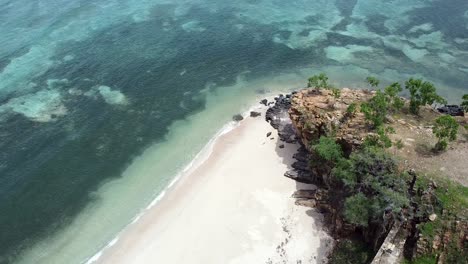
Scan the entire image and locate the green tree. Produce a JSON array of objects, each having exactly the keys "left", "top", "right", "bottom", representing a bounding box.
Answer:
[
  {"left": 432, "top": 115, "right": 459, "bottom": 151},
  {"left": 332, "top": 147, "right": 410, "bottom": 226},
  {"left": 308, "top": 73, "right": 330, "bottom": 90},
  {"left": 384, "top": 82, "right": 404, "bottom": 112},
  {"left": 462, "top": 94, "right": 468, "bottom": 112},
  {"left": 405, "top": 78, "right": 446, "bottom": 115},
  {"left": 312, "top": 136, "right": 343, "bottom": 162},
  {"left": 344, "top": 193, "right": 370, "bottom": 227},
  {"left": 366, "top": 76, "right": 380, "bottom": 88},
  {"left": 360, "top": 91, "right": 388, "bottom": 127}
]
